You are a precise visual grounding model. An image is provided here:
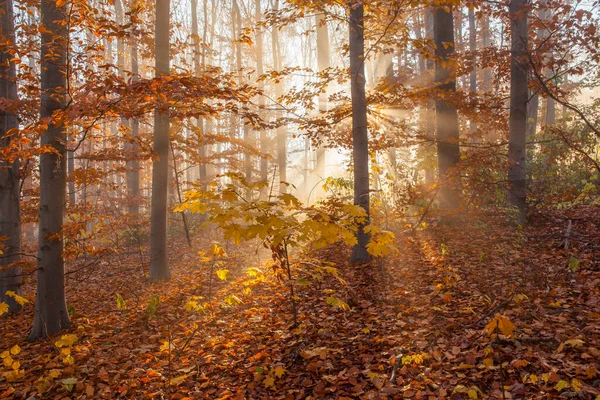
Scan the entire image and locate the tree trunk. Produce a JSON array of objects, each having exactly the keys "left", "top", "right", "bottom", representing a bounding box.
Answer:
[
  {"left": 349, "top": 1, "right": 370, "bottom": 263},
  {"left": 315, "top": 12, "right": 330, "bottom": 179},
  {"left": 29, "top": 0, "right": 71, "bottom": 339},
  {"left": 0, "top": 0, "right": 23, "bottom": 314},
  {"left": 256, "top": 0, "right": 268, "bottom": 194},
  {"left": 272, "top": 0, "right": 286, "bottom": 194},
  {"left": 527, "top": 4, "right": 547, "bottom": 137},
  {"left": 192, "top": 0, "right": 208, "bottom": 189},
  {"left": 434, "top": 4, "right": 461, "bottom": 212},
  {"left": 468, "top": 6, "right": 477, "bottom": 134},
  {"left": 150, "top": 0, "right": 171, "bottom": 281},
  {"left": 481, "top": 14, "right": 493, "bottom": 93},
  {"left": 507, "top": 0, "right": 529, "bottom": 224},
  {"left": 127, "top": 36, "right": 141, "bottom": 215},
  {"left": 127, "top": 32, "right": 141, "bottom": 215}
]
